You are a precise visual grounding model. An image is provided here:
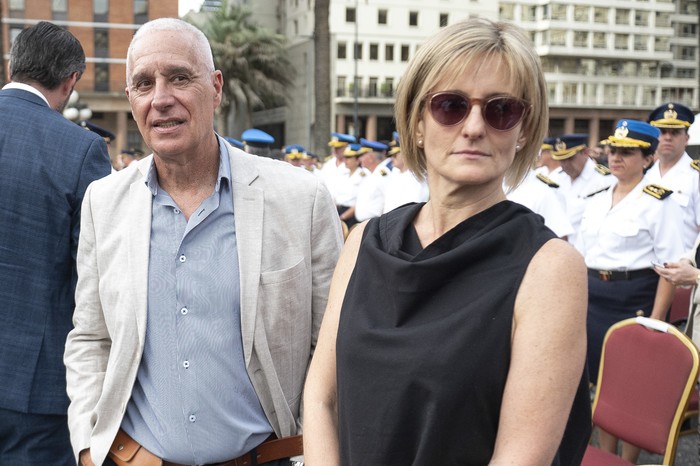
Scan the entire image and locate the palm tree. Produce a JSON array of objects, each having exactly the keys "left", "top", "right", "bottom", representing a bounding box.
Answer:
[
  {"left": 313, "top": 0, "right": 331, "bottom": 155},
  {"left": 188, "top": 0, "right": 294, "bottom": 134}
]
